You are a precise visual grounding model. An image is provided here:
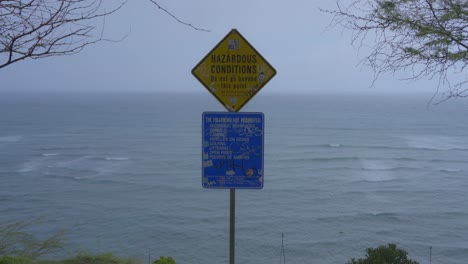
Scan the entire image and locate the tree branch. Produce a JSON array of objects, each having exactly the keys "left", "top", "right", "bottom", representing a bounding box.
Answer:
[
  {"left": 0, "top": 0, "right": 126, "bottom": 69},
  {"left": 148, "top": 0, "right": 210, "bottom": 32},
  {"left": 321, "top": 0, "right": 468, "bottom": 101}
]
